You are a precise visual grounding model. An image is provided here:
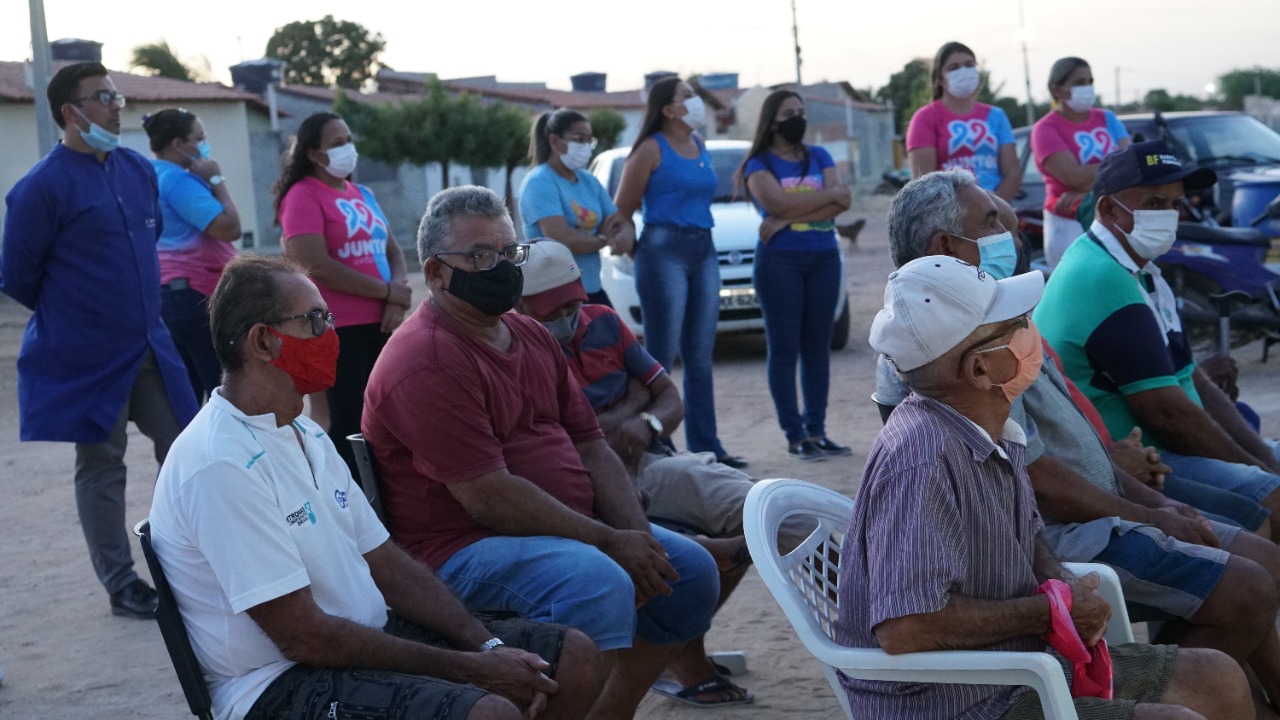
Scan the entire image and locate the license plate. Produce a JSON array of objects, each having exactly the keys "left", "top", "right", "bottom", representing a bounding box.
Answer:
[{"left": 719, "top": 288, "right": 757, "bottom": 310}]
